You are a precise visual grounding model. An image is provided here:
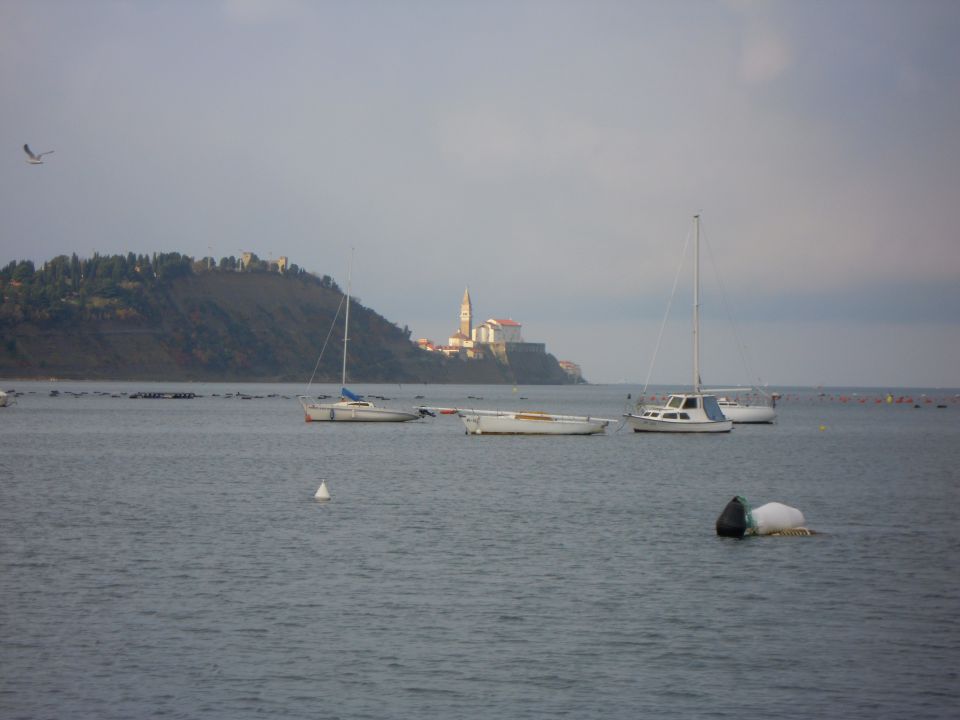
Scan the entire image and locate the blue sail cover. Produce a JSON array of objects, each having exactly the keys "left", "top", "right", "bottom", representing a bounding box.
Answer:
[{"left": 341, "top": 387, "right": 364, "bottom": 401}]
